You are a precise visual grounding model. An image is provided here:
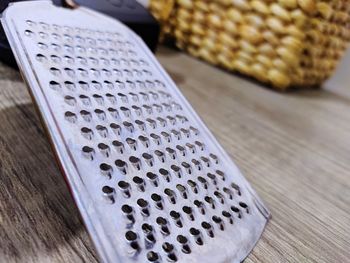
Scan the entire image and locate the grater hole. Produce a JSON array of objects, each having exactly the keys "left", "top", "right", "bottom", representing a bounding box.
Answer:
[
  {"left": 64, "top": 67, "right": 75, "bottom": 77},
  {"left": 94, "top": 109, "right": 106, "bottom": 120},
  {"left": 182, "top": 206, "right": 195, "bottom": 221},
  {"left": 151, "top": 193, "right": 161, "bottom": 201},
  {"left": 194, "top": 200, "right": 206, "bottom": 214},
  {"left": 142, "top": 223, "right": 153, "bottom": 233},
  {"left": 138, "top": 135, "right": 150, "bottom": 147},
  {"left": 81, "top": 127, "right": 93, "bottom": 140},
  {"left": 187, "top": 180, "right": 198, "bottom": 194},
  {"left": 146, "top": 172, "right": 159, "bottom": 187},
  {"left": 171, "top": 165, "right": 182, "bottom": 178},
  {"left": 223, "top": 187, "right": 233, "bottom": 199},
  {"left": 26, "top": 20, "right": 35, "bottom": 26},
  {"left": 118, "top": 92, "right": 128, "bottom": 103},
  {"left": 107, "top": 107, "right": 119, "bottom": 119},
  {"left": 166, "top": 147, "right": 176, "bottom": 159},
  {"left": 78, "top": 68, "right": 88, "bottom": 76},
  {"left": 200, "top": 156, "right": 210, "bottom": 167},
  {"left": 98, "top": 142, "right": 110, "bottom": 153},
  {"left": 181, "top": 162, "right": 192, "bottom": 174},
  {"left": 189, "top": 227, "right": 203, "bottom": 245},
  {"left": 79, "top": 81, "right": 89, "bottom": 90},
  {"left": 121, "top": 107, "right": 131, "bottom": 118},
  {"left": 133, "top": 176, "right": 145, "bottom": 191},
  {"left": 106, "top": 93, "right": 117, "bottom": 104},
  {"left": 49, "top": 81, "right": 61, "bottom": 90},
  {"left": 159, "top": 168, "right": 171, "bottom": 182},
  {"left": 26, "top": 28, "right": 36, "bottom": 38},
  {"left": 222, "top": 211, "right": 234, "bottom": 224},
  {"left": 64, "top": 81, "right": 76, "bottom": 91},
  {"left": 64, "top": 95, "right": 76, "bottom": 106},
  {"left": 192, "top": 159, "right": 201, "bottom": 170},
  {"left": 102, "top": 186, "right": 115, "bottom": 203},
  {"left": 231, "top": 182, "right": 242, "bottom": 195},
  {"left": 146, "top": 118, "right": 157, "bottom": 128},
  {"left": 38, "top": 42, "right": 48, "bottom": 50},
  {"left": 112, "top": 140, "right": 124, "bottom": 153},
  {"left": 125, "top": 230, "right": 137, "bottom": 241},
  {"left": 164, "top": 188, "right": 176, "bottom": 204},
  {"left": 214, "top": 191, "right": 225, "bottom": 204},
  {"left": 122, "top": 204, "right": 135, "bottom": 226},
  {"left": 176, "top": 184, "right": 188, "bottom": 199},
  {"left": 135, "top": 121, "right": 146, "bottom": 131},
  {"left": 212, "top": 216, "right": 225, "bottom": 231},
  {"left": 216, "top": 170, "right": 225, "bottom": 181},
  {"left": 143, "top": 225, "right": 156, "bottom": 246},
  {"left": 137, "top": 198, "right": 150, "bottom": 217},
  {"left": 130, "top": 156, "right": 141, "bottom": 170},
  {"left": 209, "top": 153, "right": 219, "bottom": 164},
  {"left": 170, "top": 210, "right": 183, "bottom": 228},
  {"left": 150, "top": 133, "right": 161, "bottom": 145},
  {"left": 197, "top": 176, "right": 208, "bottom": 189},
  {"left": 177, "top": 235, "right": 191, "bottom": 254},
  {"left": 186, "top": 143, "right": 195, "bottom": 154},
  {"left": 154, "top": 150, "right": 165, "bottom": 162},
  {"left": 110, "top": 123, "right": 121, "bottom": 135},
  {"left": 36, "top": 53, "right": 47, "bottom": 62},
  {"left": 176, "top": 145, "right": 186, "bottom": 156},
  {"left": 93, "top": 94, "right": 104, "bottom": 105},
  {"left": 99, "top": 163, "right": 113, "bottom": 178},
  {"left": 121, "top": 204, "right": 133, "bottom": 214},
  {"left": 201, "top": 222, "right": 214, "bottom": 237},
  {"left": 204, "top": 196, "right": 215, "bottom": 209},
  {"left": 239, "top": 202, "right": 249, "bottom": 214},
  {"left": 147, "top": 251, "right": 159, "bottom": 262},
  {"left": 231, "top": 206, "right": 242, "bottom": 218},
  {"left": 162, "top": 242, "right": 174, "bottom": 253},
  {"left": 151, "top": 193, "right": 163, "bottom": 210},
  {"left": 124, "top": 122, "right": 134, "bottom": 133},
  {"left": 137, "top": 198, "right": 148, "bottom": 207},
  {"left": 142, "top": 153, "right": 154, "bottom": 166},
  {"left": 50, "top": 54, "right": 61, "bottom": 63},
  {"left": 195, "top": 141, "right": 205, "bottom": 151},
  {"left": 115, "top": 159, "right": 127, "bottom": 174},
  {"left": 82, "top": 146, "right": 95, "bottom": 160},
  {"left": 79, "top": 95, "right": 91, "bottom": 106},
  {"left": 118, "top": 181, "right": 130, "bottom": 190},
  {"left": 132, "top": 105, "right": 142, "bottom": 116},
  {"left": 64, "top": 111, "right": 77, "bottom": 123},
  {"left": 156, "top": 217, "right": 167, "bottom": 227},
  {"left": 91, "top": 80, "right": 102, "bottom": 90},
  {"left": 161, "top": 132, "right": 170, "bottom": 142},
  {"left": 65, "top": 55, "right": 75, "bottom": 64},
  {"left": 96, "top": 125, "right": 108, "bottom": 138}
]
